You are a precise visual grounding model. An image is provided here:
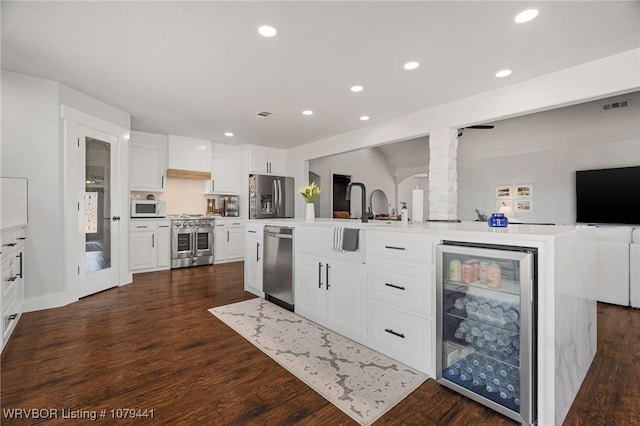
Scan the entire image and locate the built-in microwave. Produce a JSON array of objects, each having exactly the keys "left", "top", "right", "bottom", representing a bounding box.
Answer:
[{"left": 131, "top": 200, "right": 167, "bottom": 218}]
